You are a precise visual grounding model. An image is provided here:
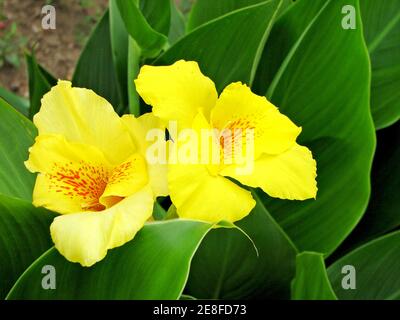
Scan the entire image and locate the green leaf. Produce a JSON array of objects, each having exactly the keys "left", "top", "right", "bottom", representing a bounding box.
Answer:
[
  {"left": 259, "top": 0, "right": 376, "bottom": 255},
  {"left": 109, "top": 0, "right": 129, "bottom": 108},
  {"left": 157, "top": 0, "right": 285, "bottom": 92},
  {"left": 7, "top": 220, "right": 212, "bottom": 299},
  {"left": 187, "top": 0, "right": 293, "bottom": 31},
  {"left": 180, "top": 294, "right": 197, "bottom": 300},
  {"left": 185, "top": 192, "right": 297, "bottom": 299},
  {"left": 187, "top": 0, "right": 267, "bottom": 31},
  {"left": 115, "top": 0, "right": 169, "bottom": 57},
  {"left": 127, "top": 37, "right": 141, "bottom": 116},
  {"left": 26, "top": 53, "right": 56, "bottom": 119},
  {"left": 0, "top": 194, "right": 55, "bottom": 299},
  {"left": 253, "top": 0, "right": 326, "bottom": 95},
  {"left": 168, "top": 0, "right": 186, "bottom": 45},
  {"left": 152, "top": 201, "right": 167, "bottom": 221},
  {"left": 0, "top": 86, "right": 29, "bottom": 117},
  {"left": 0, "top": 98, "right": 36, "bottom": 200},
  {"left": 360, "top": 0, "right": 400, "bottom": 129},
  {"left": 331, "top": 121, "right": 400, "bottom": 254},
  {"left": 140, "top": 0, "right": 171, "bottom": 36},
  {"left": 361, "top": 118, "right": 400, "bottom": 237},
  {"left": 328, "top": 231, "right": 400, "bottom": 300},
  {"left": 291, "top": 252, "right": 337, "bottom": 300},
  {"left": 72, "top": 11, "right": 122, "bottom": 113}
]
